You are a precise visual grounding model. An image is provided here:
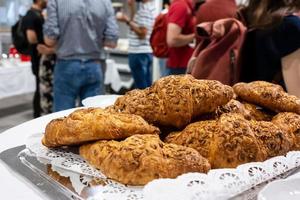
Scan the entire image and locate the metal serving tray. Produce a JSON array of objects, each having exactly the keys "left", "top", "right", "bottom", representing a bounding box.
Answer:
[{"left": 0, "top": 146, "right": 82, "bottom": 200}]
